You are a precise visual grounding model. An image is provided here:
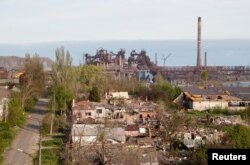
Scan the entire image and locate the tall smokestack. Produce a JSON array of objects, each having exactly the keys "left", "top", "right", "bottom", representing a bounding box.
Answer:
[
  {"left": 204, "top": 52, "right": 207, "bottom": 67},
  {"left": 155, "top": 53, "right": 158, "bottom": 65},
  {"left": 197, "top": 17, "right": 202, "bottom": 67}
]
